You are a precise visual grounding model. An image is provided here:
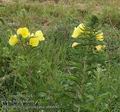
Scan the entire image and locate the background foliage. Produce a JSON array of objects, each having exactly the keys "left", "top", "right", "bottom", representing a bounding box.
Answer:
[{"left": 0, "top": 0, "right": 120, "bottom": 111}]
